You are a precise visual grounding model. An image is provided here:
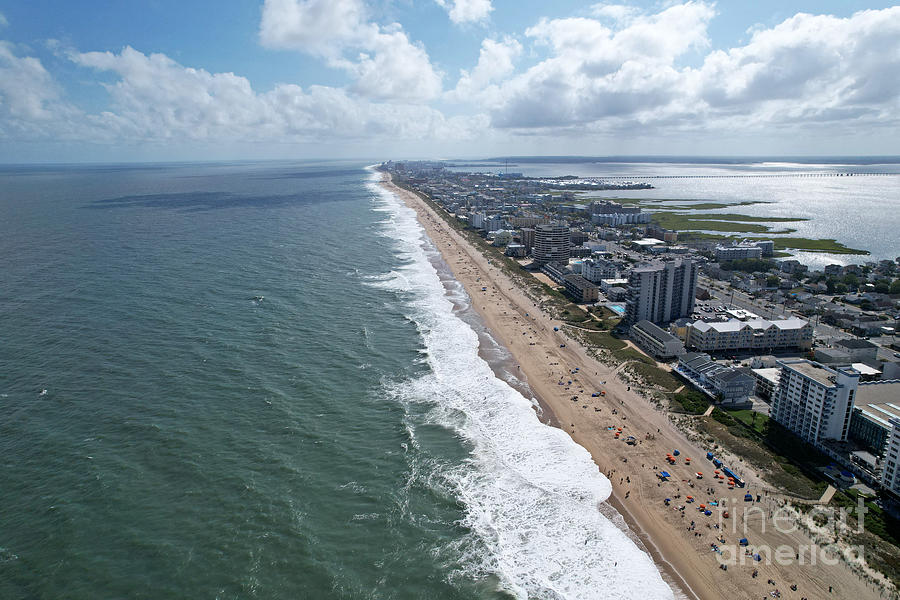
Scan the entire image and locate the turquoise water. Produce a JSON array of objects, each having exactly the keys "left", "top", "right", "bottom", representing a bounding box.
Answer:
[{"left": 0, "top": 162, "right": 672, "bottom": 600}]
